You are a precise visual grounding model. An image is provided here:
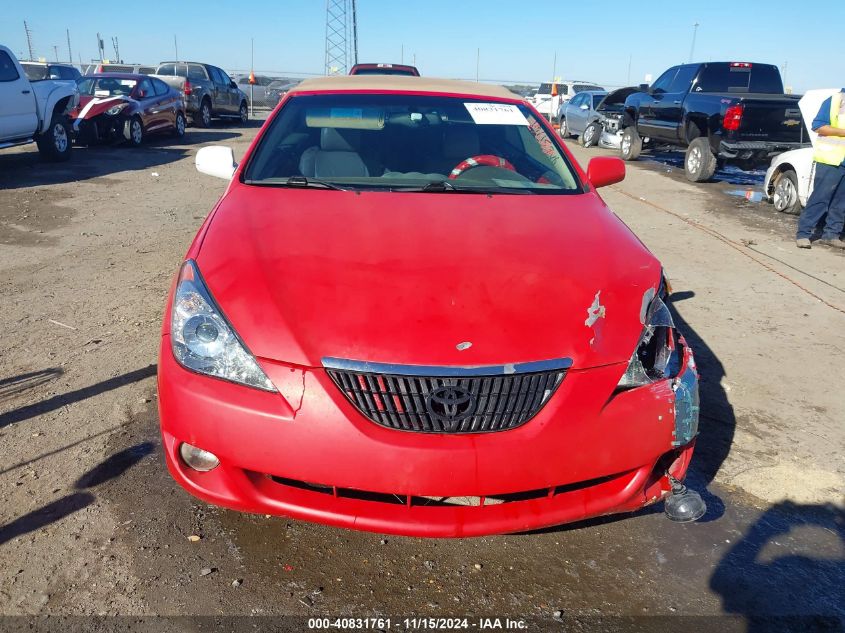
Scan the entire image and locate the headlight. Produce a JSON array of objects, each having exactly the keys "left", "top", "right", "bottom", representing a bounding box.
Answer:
[
  {"left": 106, "top": 103, "right": 129, "bottom": 116},
  {"left": 170, "top": 260, "right": 275, "bottom": 391},
  {"left": 617, "top": 283, "right": 681, "bottom": 390}
]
